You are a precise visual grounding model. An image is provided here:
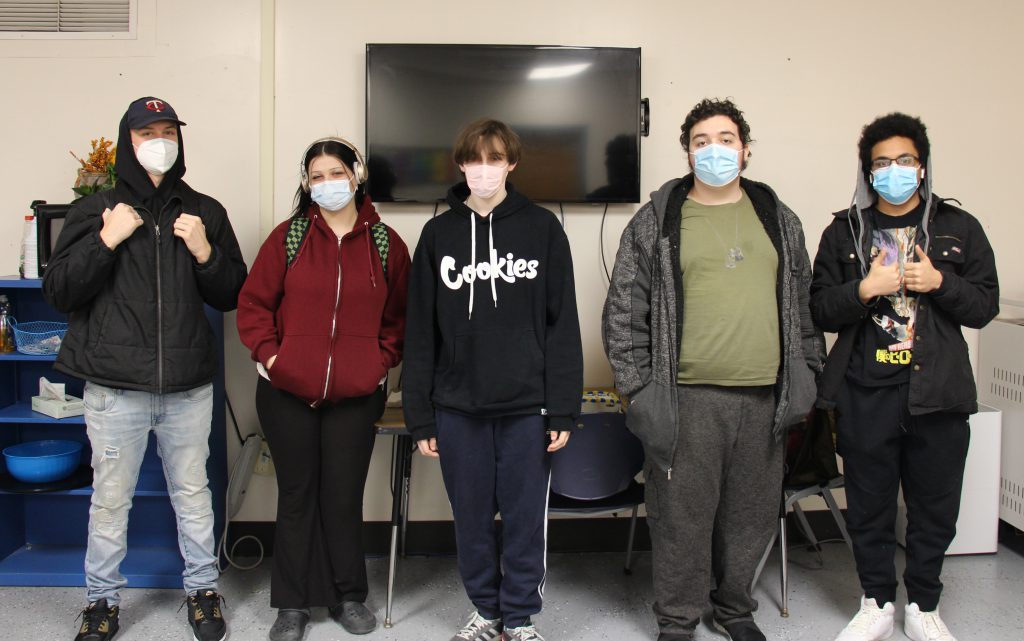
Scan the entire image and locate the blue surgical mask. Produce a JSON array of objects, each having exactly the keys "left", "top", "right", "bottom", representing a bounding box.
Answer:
[
  {"left": 311, "top": 179, "right": 355, "bottom": 211},
  {"left": 690, "top": 144, "right": 742, "bottom": 187},
  {"left": 872, "top": 164, "right": 920, "bottom": 206}
]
